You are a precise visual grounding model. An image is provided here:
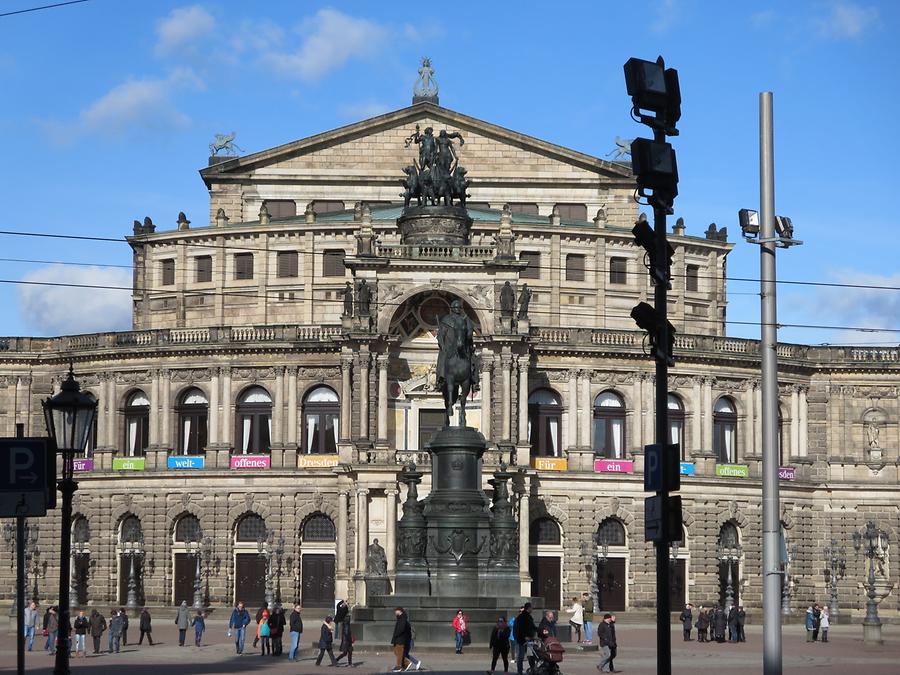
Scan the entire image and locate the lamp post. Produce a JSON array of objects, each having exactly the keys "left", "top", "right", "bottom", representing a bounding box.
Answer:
[
  {"left": 201, "top": 536, "right": 213, "bottom": 607},
  {"left": 717, "top": 539, "right": 742, "bottom": 612},
  {"left": 185, "top": 536, "right": 203, "bottom": 610},
  {"left": 71, "top": 538, "right": 89, "bottom": 609},
  {"left": 257, "top": 530, "right": 274, "bottom": 611},
  {"left": 823, "top": 538, "right": 846, "bottom": 619},
  {"left": 272, "top": 535, "right": 286, "bottom": 606},
  {"left": 3, "top": 521, "right": 39, "bottom": 610},
  {"left": 595, "top": 536, "right": 610, "bottom": 609},
  {"left": 42, "top": 367, "right": 98, "bottom": 675},
  {"left": 669, "top": 541, "right": 681, "bottom": 607},
  {"left": 121, "top": 532, "right": 143, "bottom": 611},
  {"left": 853, "top": 520, "right": 888, "bottom": 644}
]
